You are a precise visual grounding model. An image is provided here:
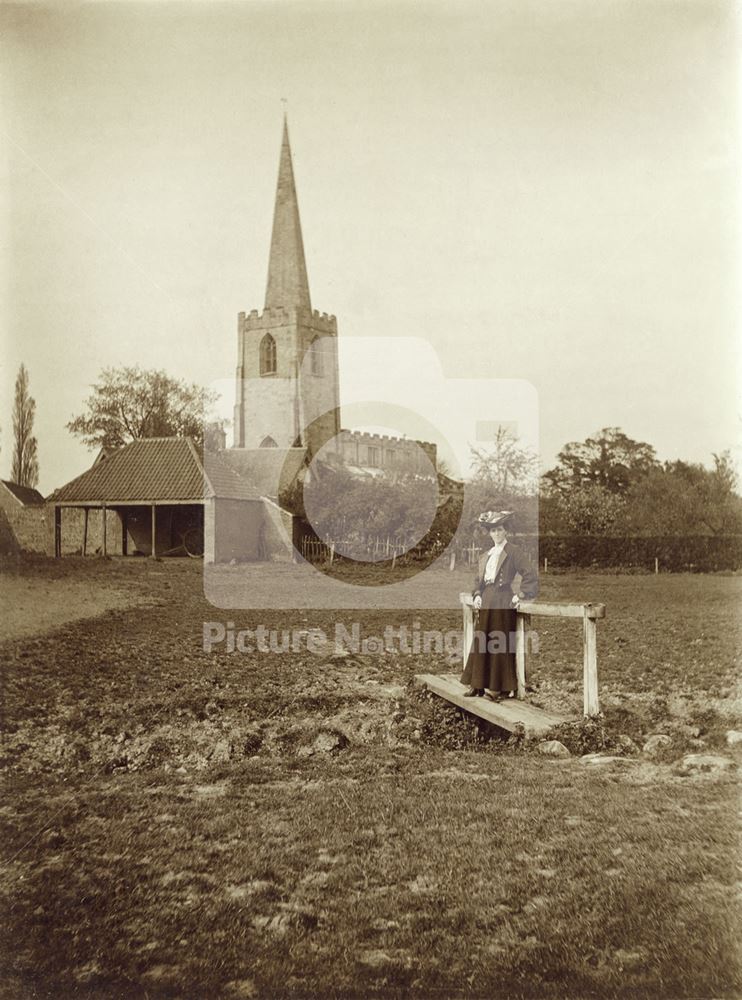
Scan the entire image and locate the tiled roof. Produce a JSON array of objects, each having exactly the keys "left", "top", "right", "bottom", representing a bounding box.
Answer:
[
  {"left": 223, "top": 447, "right": 307, "bottom": 497},
  {"left": 47, "top": 438, "right": 261, "bottom": 504},
  {"left": 203, "top": 451, "right": 263, "bottom": 501},
  {"left": 1, "top": 480, "right": 45, "bottom": 506}
]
